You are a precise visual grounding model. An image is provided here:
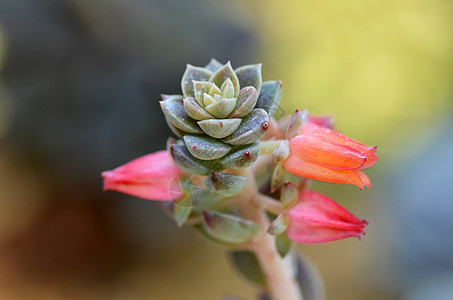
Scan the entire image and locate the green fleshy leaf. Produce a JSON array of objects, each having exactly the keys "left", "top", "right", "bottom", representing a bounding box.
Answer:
[
  {"left": 203, "top": 93, "right": 217, "bottom": 106},
  {"left": 160, "top": 98, "right": 203, "bottom": 134},
  {"left": 219, "top": 142, "right": 260, "bottom": 169},
  {"left": 183, "top": 135, "right": 232, "bottom": 160},
  {"left": 165, "top": 118, "right": 186, "bottom": 138},
  {"left": 210, "top": 61, "right": 240, "bottom": 97},
  {"left": 272, "top": 140, "right": 290, "bottom": 163},
  {"left": 181, "top": 64, "right": 212, "bottom": 97},
  {"left": 198, "top": 118, "right": 242, "bottom": 139},
  {"left": 267, "top": 214, "right": 289, "bottom": 235},
  {"left": 204, "top": 98, "right": 237, "bottom": 118},
  {"left": 280, "top": 181, "right": 299, "bottom": 208},
  {"left": 169, "top": 144, "right": 211, "bottom": 176},
  {"left": 208, "top": 83, "right": 222, "bottom": 96},
  {"left": 230, "top": 251, "right": 267, "bottom": 288},
  {"left": 202, "top": 210, "right": 259, "bottom": 244},
  {"left": 255, "top": 80, "right": 283, "bottom": 118},
  {"left": 235, "top": 64, "right": 262, "bottom": 94},
  {"left": 221, "top": 78, "right": 235, "bottom": 98},
  {"left": 276, "top": 233, "right": 293, "bottom": 258},
  {"left": 271, "top": 161, "right": 285, "bottom": 193},
  {"left": 204, "top": 172, "right": 247, "bottom": 197},
  {"left": 204, "top": 58, "right": 223, "bottom": 72},
  {"left": 222, "top": 109, "right": 270, "bottom": 145},
  {"left": 229, "top": 86, "right": 258, "bottom": 118},
  {"left": 183, "top": 97, "right": 214, "bottom": 120},
  {"left": 161, "top": 94, "right": 182, "bottom": 101},
  {"left": 286, "top": 109, "right": 308, "bottom": 140},
  {"left": 166, "top": 136, "right": 182, "bottom": 152},
  {"left": 193, "top": 81, "right": 212, "bottom": 106},
  {"left": 202, "top": 159, "right": 226, "bottom": 172},
  {"left": 174, "top": 193, "right": 193, "bottom": 227},
  {"left": 190, "top": 186, "right": 227, "bottom": 212}
]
